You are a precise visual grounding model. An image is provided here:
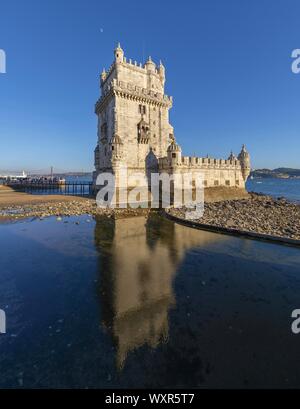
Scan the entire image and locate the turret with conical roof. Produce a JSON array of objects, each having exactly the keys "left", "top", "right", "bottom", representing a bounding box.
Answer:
[
  {"left": 101, "top": 68, "right": 107, "bottom": 83},
  {"left": 228, "top": 151, "right": 237, "bottom": 162},
  {"left": 110, "top": 134, "right": 123, "bottom": 161},
  {"left": 238, "top": 144, "right": 251, "bottom": 181},
  {"left": 167, "top": 140, "right": 182, "bottom": 166},
  {"left": 114, "top": 42, "right": 124, "bottom": 63},
  {"left": 145, "top": 56, "right": 156, "bottom": 72},
  {"left": 158, "top": 60, "right": 165, "bottom": 85}
]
